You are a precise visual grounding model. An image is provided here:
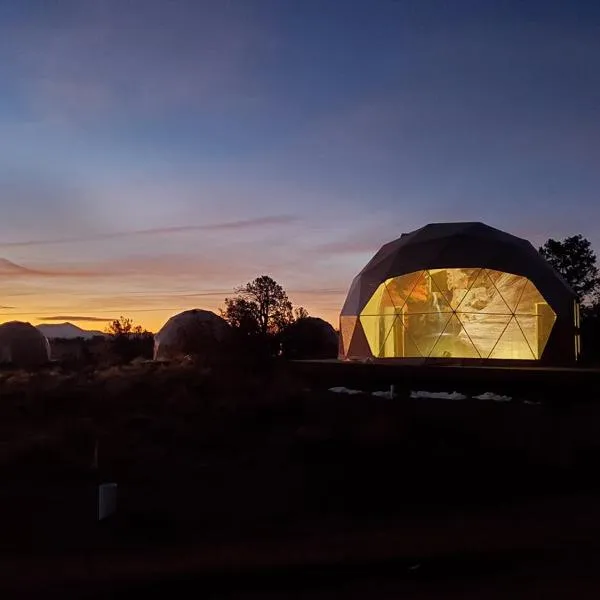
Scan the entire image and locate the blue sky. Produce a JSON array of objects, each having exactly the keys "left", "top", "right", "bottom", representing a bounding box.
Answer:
[{"left": 1, "top": 0, "right": 599, "bottom": 329}]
